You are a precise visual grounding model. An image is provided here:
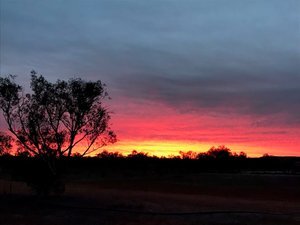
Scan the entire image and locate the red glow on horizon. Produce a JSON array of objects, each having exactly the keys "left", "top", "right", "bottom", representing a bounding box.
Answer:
[
  {"left": 104, "top": 96, "right": 300, "bottom": 157},
  {"left": 2, "top": 96, "right": 300, "bottom": 157}
]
